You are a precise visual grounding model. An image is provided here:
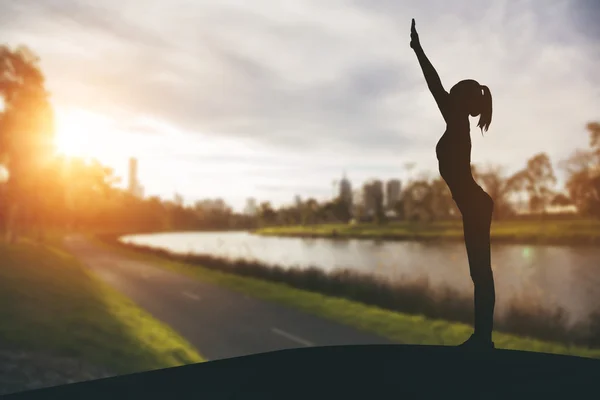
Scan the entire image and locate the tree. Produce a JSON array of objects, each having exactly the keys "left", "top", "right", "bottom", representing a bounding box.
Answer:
[
  {"left": 192, "top": 198, "right": 233, "bottom": 229},
  {"left": 0, "top": 45, "right": 55, "bottom": 240},
  {"left": 472, "top": 163, "right": 520, "bottom": 220},
  {"left": 61, "top": 157, "right": 121, "bottom": 230},
  {"left": 333, "top": 196, "right": 352, "bottom": 222},
  {"left": 511, "top": 153, "right": 557, "bottom": 215},
  {"left": 258, "top": 201, "right": 276, "bottom": 225},
  {"left": 334, "top": 190, "right": 352, "bottom": 222},
  {"left": 589, "top": 122, "right": 600, "bottom": 154},
  {"left": 403, "top": 180, "right": 433, "bottom": 222},
  {"left": 300, "top": 198, "right": 319, "bottom": 225},
  {"left": 567, "top": 172, "right": 600, "bottom": 218},
  {"left": 318, "top": 197, "right": 351, "bottom": 223},
  {"left": 551, "top": 193, "right": 572, "bottom": 207},
  {"left": 372, "top": 187, "right": 385, "bottom": 224},
  {"left": 560, "top": 122, "right": 600, "bottom": 218},
  {"left": 428, "top": 177, "right": 456, "bottom": 220},
  {"left": 363, "top": 180, "right": 385, "bottom": 224},
  {"left": 392, "top": 199, "right": 405, "bottom": 220}
]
